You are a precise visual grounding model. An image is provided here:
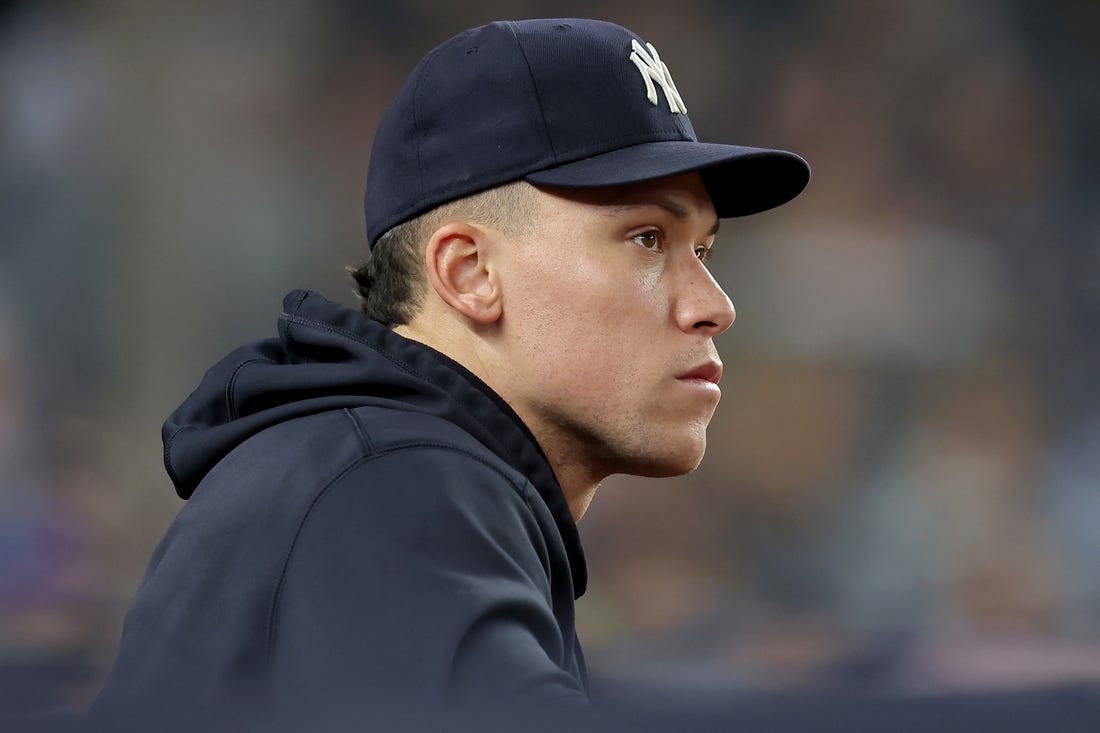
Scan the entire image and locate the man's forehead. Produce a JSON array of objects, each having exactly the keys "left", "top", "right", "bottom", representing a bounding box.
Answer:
[{"left": 534, "top": 173, "right": 719, "bottom": 228}]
